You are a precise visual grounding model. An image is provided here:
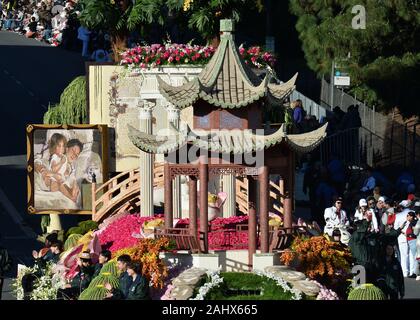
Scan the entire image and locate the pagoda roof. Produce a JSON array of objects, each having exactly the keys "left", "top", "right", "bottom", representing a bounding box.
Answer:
[
  {"left": 157, "top": 19, "right": 297, "bottom": 109},
  {"left": 128, "top": 123, "right": 328, "bottom": 155}
]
